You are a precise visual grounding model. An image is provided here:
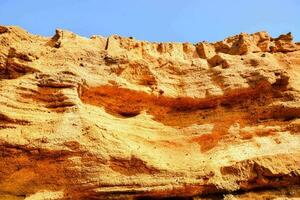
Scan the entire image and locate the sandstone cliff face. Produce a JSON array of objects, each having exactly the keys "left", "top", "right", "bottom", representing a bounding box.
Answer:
[{"left": 0, "top": 26, "right": 300, "bottom": 200}]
